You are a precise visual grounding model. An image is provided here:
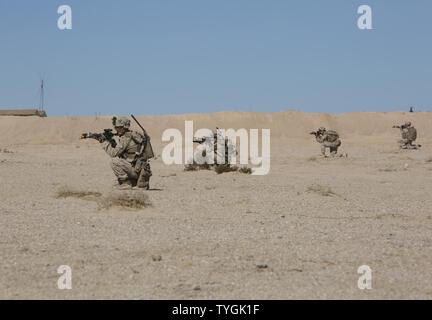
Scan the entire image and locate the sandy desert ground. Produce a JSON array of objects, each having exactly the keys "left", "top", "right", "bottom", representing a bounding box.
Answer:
[{"left": 0, "top": 111, "right": 431, "bottom": 299}]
